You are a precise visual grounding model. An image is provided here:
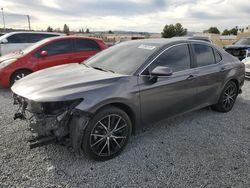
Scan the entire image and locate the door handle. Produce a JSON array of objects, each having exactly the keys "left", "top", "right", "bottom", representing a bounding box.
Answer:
[{"left": 186, "top": 75, "right": 197, "bottom": 80}]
